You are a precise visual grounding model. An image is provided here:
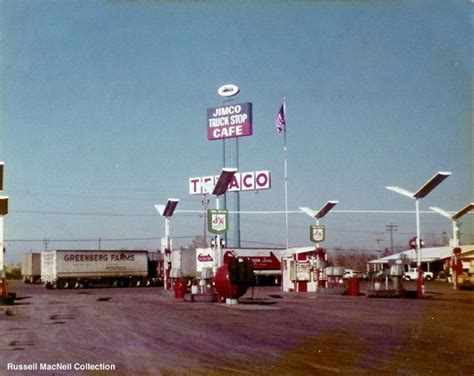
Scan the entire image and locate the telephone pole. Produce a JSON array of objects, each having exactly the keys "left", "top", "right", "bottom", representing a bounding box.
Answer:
[{"left": 386, "top": 224, "right": 398, "bottom": 253}]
